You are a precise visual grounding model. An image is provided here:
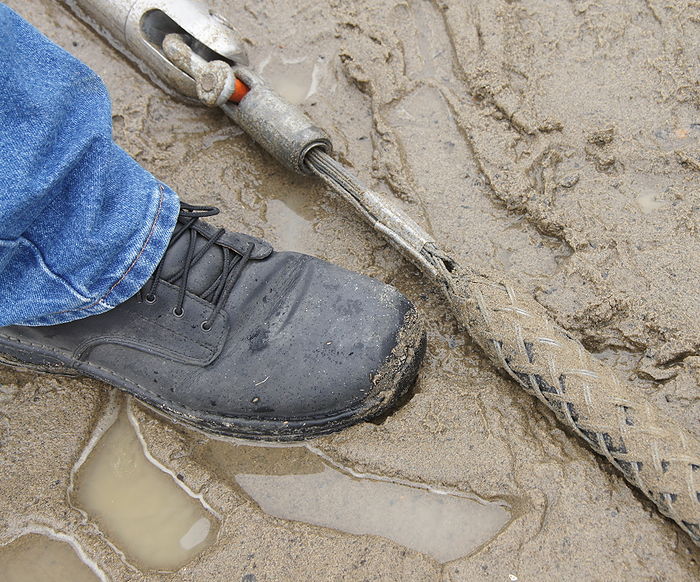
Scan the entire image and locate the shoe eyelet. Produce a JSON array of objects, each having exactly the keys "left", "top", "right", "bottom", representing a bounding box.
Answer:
[
  {"left": 201, "top": 321, "right": 212, "bottom": 332},
  {"left": 173, "top": 307, "right": 185, "bottom": 318},
  {"left": 145, "top": 293, "right": 157, "bottom": 304}
]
